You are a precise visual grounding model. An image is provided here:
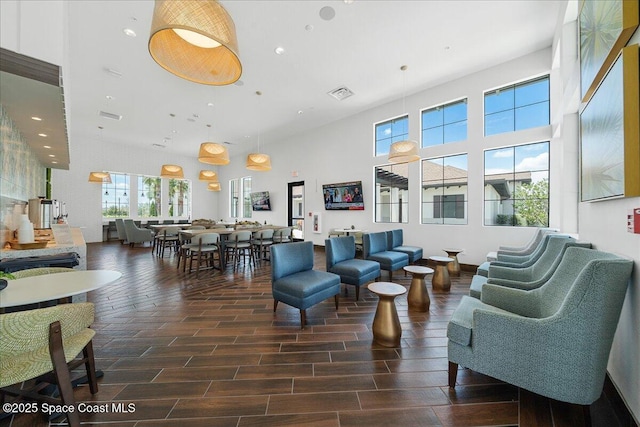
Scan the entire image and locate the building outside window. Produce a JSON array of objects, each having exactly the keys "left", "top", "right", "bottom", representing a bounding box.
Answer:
[
  {"left": 375, "top": 115, "right": 408, "bottom": 156},
  {"left": 169, "top": 178, "right": 190, "bottom": 218},
  {"left": 484, "top": 141, "right": 549, "bottom": 227},
  {"left": 421, "top": 99, "right": 467, "bottom": 147},
  {"left": 421, "top": 154, "right": 468, "bottom": 224},
  {"left": 484, "top": 76, "right": 549, "bottom": 136},
  {"left": 138, "top": 176, "right": 161, "bottom": 217},
  {"left": 102, "top": 173, "right": 129, "bottom": 218},
  {"left": 230, "top": 176, "right": 252, "bottom": 219},
  {"left": 375, "top": 163, "right": 409, "bottom": 223}
]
